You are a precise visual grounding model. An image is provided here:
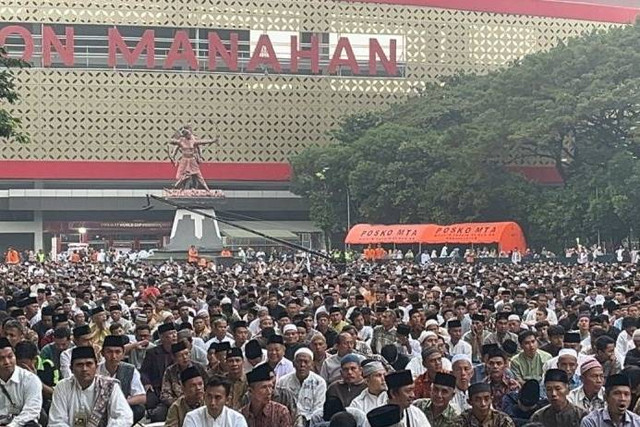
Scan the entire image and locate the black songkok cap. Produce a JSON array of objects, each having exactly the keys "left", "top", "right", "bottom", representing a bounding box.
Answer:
[
  {"left": 109, "top": 305, "right": 121, "bottom": 312},
  {"left": 53, "top": 314, "right": 68, "bottom": 324},
  {"left": 447, "top": 319, "right": 462, "bottom": 329},
  {"left": 215, "top": 342, "right": 231, "bottom": 353},
  {"left": 496, "top": 311, "right": 510, "bottom": 321},
  {"left": 73, "top": 324, "right": 91, "bottom": 338},
  {"left": 102, "top": 335, "right": 125, "bottom": 349},
  {"left": 396, "top": 324, "right": 410, "bottom": 336},
  {"left": 157, "top": 323, "right": 176, "bottom": 335},
  {"left": 0, "top": 337, "right": 11, "bottom": 349},
  {"left": 227, "top": 347, "right": 243, "bottom": 359},
  {"left": 267, "top": 335, "right": 284, "bottom": 346},
  {"left": 231, "top": 320, "right": 247, "bottom": 331},
  {"left": 433, "top": 372, "right": 456, "bottom": 389},
  {"left": 180, "top": 366, "right": 202, "bottom": 384},
  {"left": 503, "top": 339, "right": 518, "bottom": 356},
  {"left": 367, "top": 404, "right": 402, "bottom": 427},
  {"left": 519, "top": 379, "right": 541, "bottom": 406},
  {"left": 42, "top": 306, "right": 55, "bottom": 316},
  {"left": 481, "top": 343, "right": 499, "bottom": 356},
  {"left": 469, "top": 382, "right": 492, "bottom": 396},
  {"left": 90, "top": 306, "right": 105, "bottom": 316},
  {"left": 171, "top": 341, "right": 188, "bottom": 354},
  {"left": 564, "top": 332, "right": 581, "bottom": 343},
  {"left": 606, "top": 373, "right": 631, "bottom": 389},
  {"left": 544, "top": 368, "right": 569, "bottom": 384},
  {"left": 245, "top": 340, "right": 263, "bottom": 359},
  {"left": 471, "top": 314, "right": 485, "bottom": 322},
  {"left": 247, "top": 363, "right": 272, "bottom": 384},
  {"left": 329, "top": 306, "right": 341, "bottom": 314},
  {"left": 385, "top": 369, "right": 413, "bottom": 390},
  {"left": 71, "top": 346, "right": 96, "bottom": 362}
]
